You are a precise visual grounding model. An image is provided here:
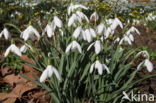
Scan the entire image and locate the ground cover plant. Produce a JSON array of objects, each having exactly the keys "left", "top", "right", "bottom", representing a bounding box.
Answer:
[{"left": 0, "top": 0, "right": 156, "bottom": 103}]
